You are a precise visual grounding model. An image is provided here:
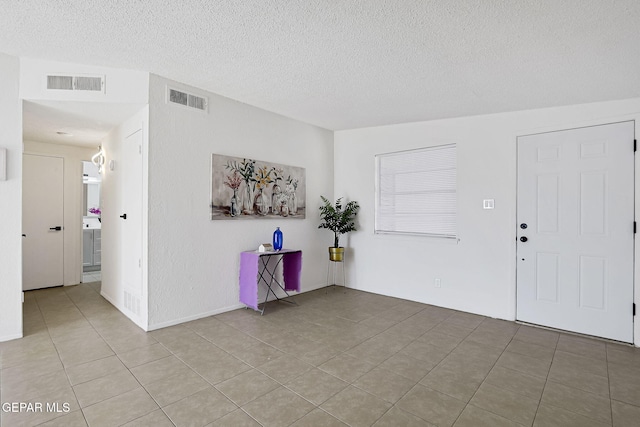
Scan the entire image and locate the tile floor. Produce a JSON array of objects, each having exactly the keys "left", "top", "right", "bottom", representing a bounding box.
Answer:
[
  {"left": 81, "top": 271, "right": 102, "bottom": 284},
  {"left": 2, "top": 284, "right": 640, "bottom": 426}
]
